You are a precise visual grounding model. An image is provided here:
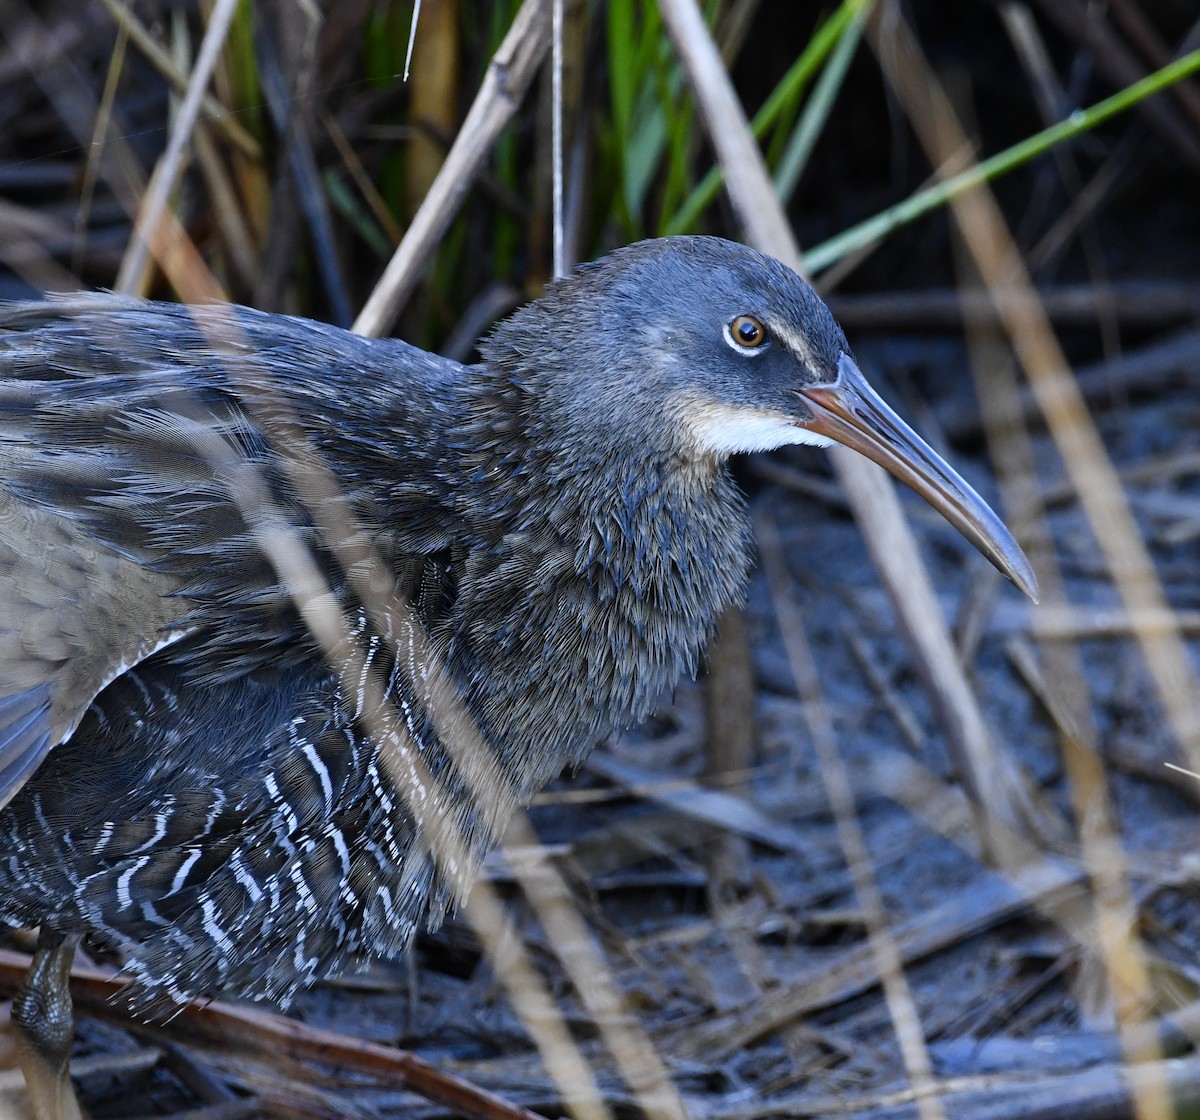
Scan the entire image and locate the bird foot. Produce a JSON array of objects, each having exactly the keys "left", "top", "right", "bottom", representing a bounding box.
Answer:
[
  {"left": 10, "top": 932, "right": 84, "bottom": 1120},
  {"left": 10, "top": 1032, "right": 84, "bottom": 1120}
]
